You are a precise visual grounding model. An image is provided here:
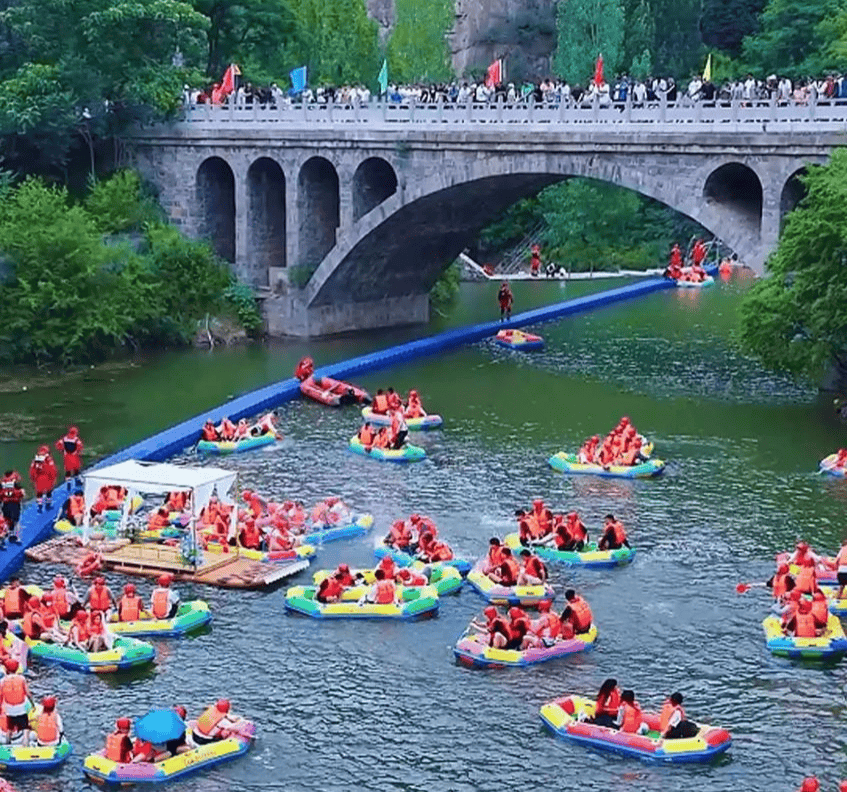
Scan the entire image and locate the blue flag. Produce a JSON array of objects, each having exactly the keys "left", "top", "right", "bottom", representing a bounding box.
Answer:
[{"left": 290, "top": 66, "right": 307, "bottom": 93}]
